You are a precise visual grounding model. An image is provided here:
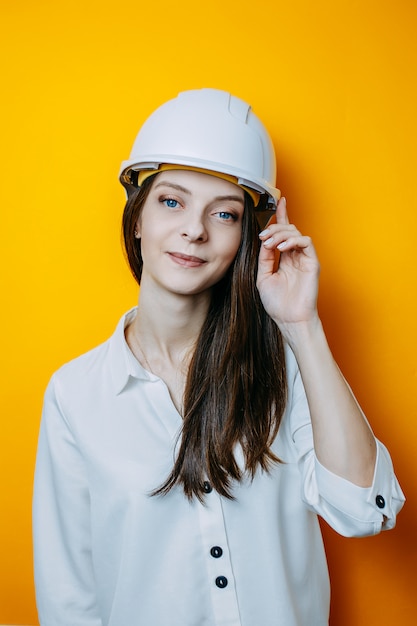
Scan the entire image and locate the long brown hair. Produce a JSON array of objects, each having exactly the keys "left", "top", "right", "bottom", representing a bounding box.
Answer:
[{"left": 122, "top": 176, "right": 287, "bottom": 500}]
